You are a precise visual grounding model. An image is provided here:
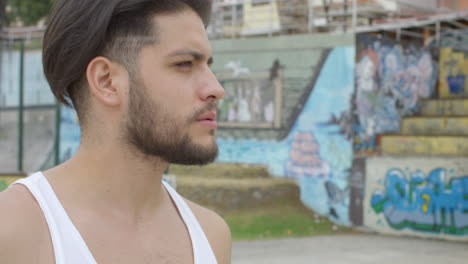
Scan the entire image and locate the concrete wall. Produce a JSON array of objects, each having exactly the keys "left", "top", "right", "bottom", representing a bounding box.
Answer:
[
  {"left": 211, "top": 33, "right": 353, "bottom": 140},
  {"left": 365, "top": 157, "right": 468, "bottom": 241},
  {"left": 210, "top": 33, "right": 355, "bottom": 225}
]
